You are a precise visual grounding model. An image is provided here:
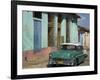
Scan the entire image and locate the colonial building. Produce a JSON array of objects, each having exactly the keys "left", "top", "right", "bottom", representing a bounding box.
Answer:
[
  {"left": 22, "top": 11, "right": 80, "bottom": 51},
  {"left": 78, "top": 26, "right": 90, "bottom": 49}
]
